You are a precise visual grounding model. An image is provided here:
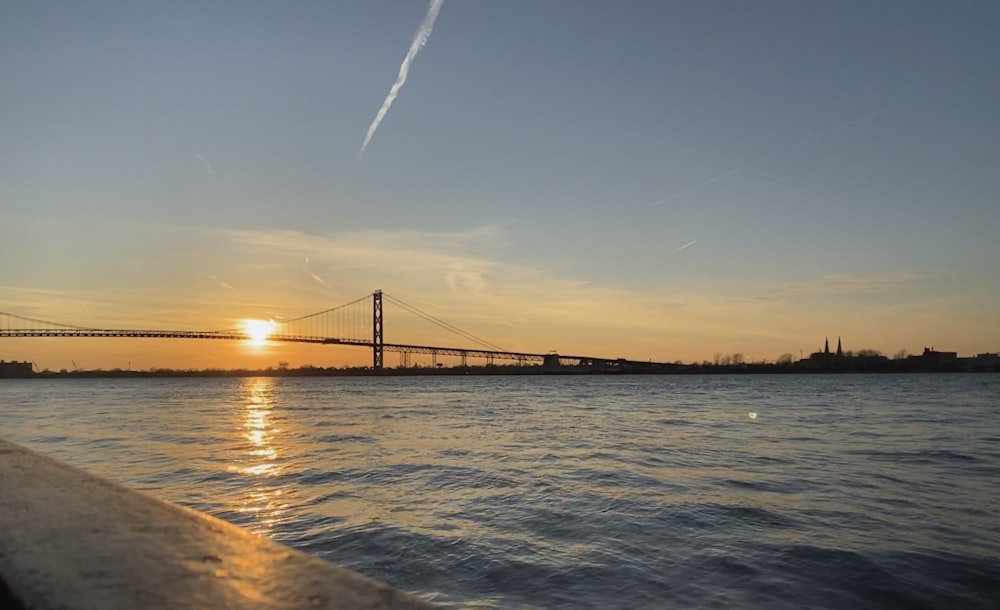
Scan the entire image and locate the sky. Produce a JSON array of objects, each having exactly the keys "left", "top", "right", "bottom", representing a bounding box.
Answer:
[{"left": 2, "top": 0, "right": 999, "bottom": 371}]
